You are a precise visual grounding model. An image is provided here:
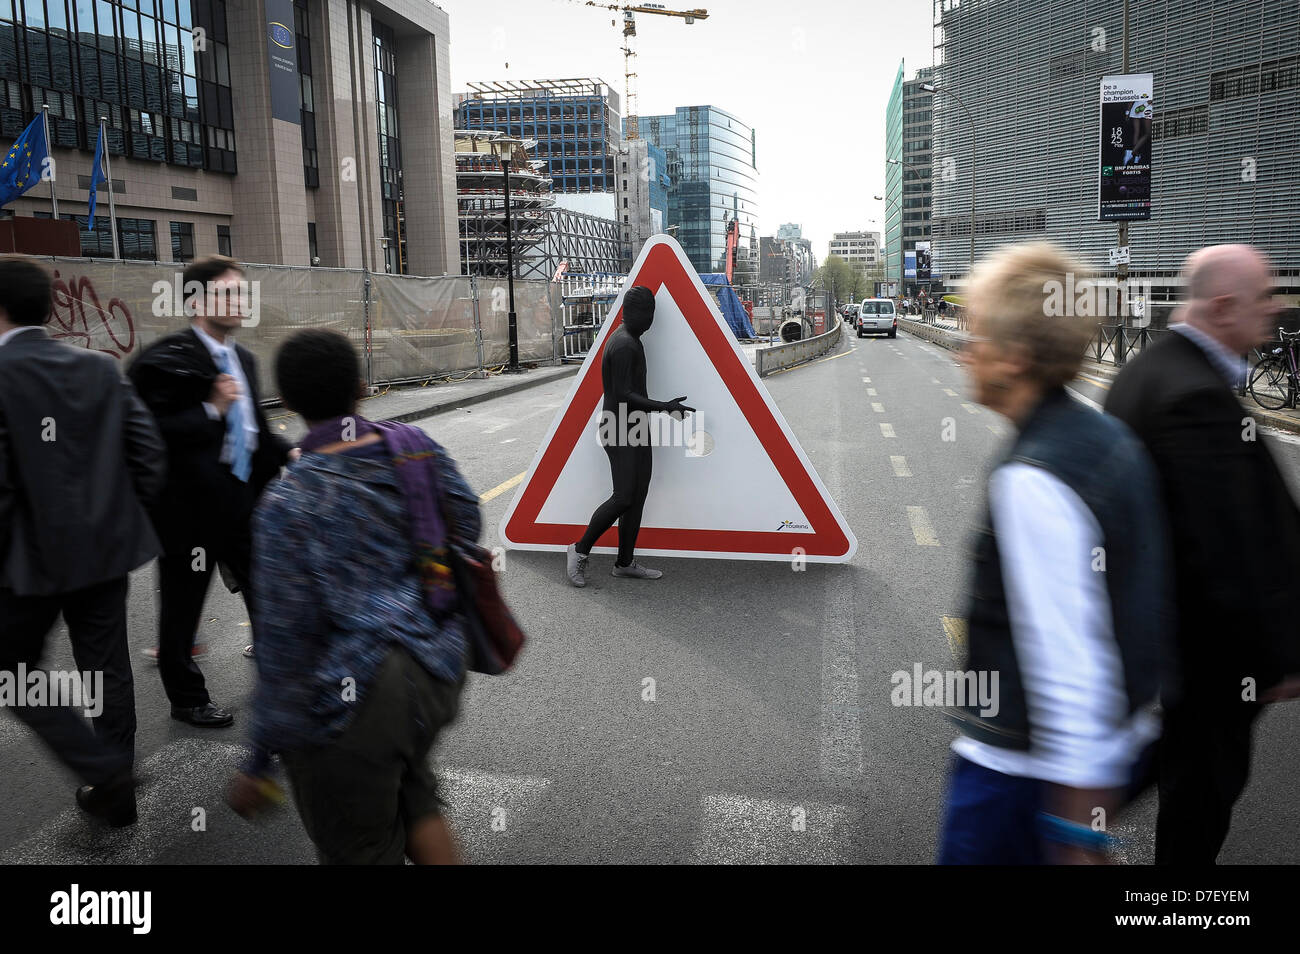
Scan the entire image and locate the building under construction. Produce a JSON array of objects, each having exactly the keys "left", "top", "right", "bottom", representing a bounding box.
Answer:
[{"left": 455, "top": 129, "right": 554, "bottom": 277}]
